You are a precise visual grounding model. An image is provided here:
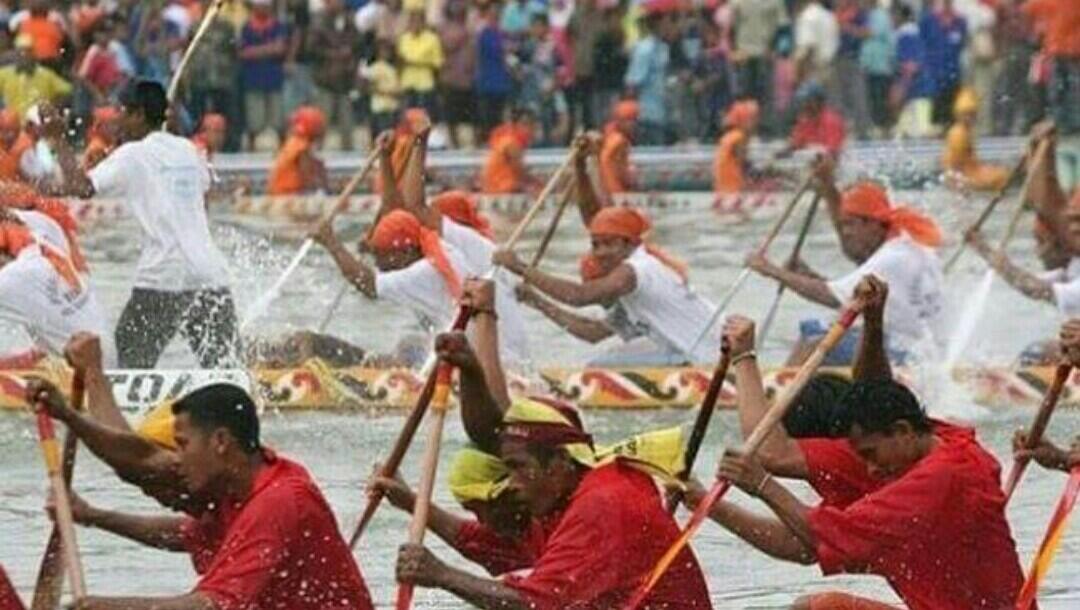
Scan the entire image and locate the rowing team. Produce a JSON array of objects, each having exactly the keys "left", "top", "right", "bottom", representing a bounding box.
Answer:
[{"left": 3, "top": 272, "right": 1078, "bottom": 609}]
